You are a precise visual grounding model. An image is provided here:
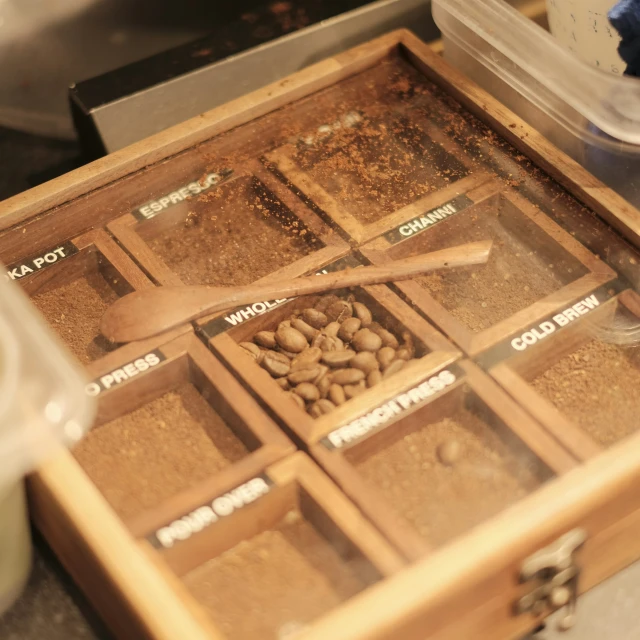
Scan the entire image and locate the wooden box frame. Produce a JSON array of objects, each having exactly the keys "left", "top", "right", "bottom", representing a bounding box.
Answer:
[
  {"left": 210, "top": 281, "right": 460, "bottom": 445},
  {"left": 491, "top": 289, "right": 640, "bottom": 463},
  {"left": 1, "top": 28, "right": 640, "bottom": 640},
  {"left": 108, "top": 159, "right": 348, "bottom": 288},
  {"left": 310, "top": 360, "right": 577, "bottom": 561},
  {"left": 362, "top": 185, "right": 618, "bottom": 356}
]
